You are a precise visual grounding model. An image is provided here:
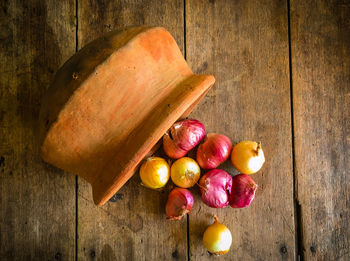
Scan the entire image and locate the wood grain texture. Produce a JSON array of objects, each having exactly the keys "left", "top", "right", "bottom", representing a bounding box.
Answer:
[
  {"left": 77, "top": 1, "right": 187, "bottom": 260},
  {"left": 0, "top": 0, "right": 76, "bottom": 260},
  {"left": 290, "top": 0, "right": 350, "bottom": 260},
  {"left": 186, "top": 0, "right": 296, "bottom": 259}
]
